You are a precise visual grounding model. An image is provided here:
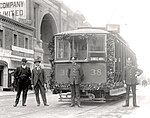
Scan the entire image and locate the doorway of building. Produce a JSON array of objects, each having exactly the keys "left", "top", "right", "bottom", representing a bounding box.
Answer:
[
  {"left": 40, "top": 13, "right": 57, "bottom": 63},
  {"left": 0, "top": 66, "right": 3, "bottom": 86}
]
